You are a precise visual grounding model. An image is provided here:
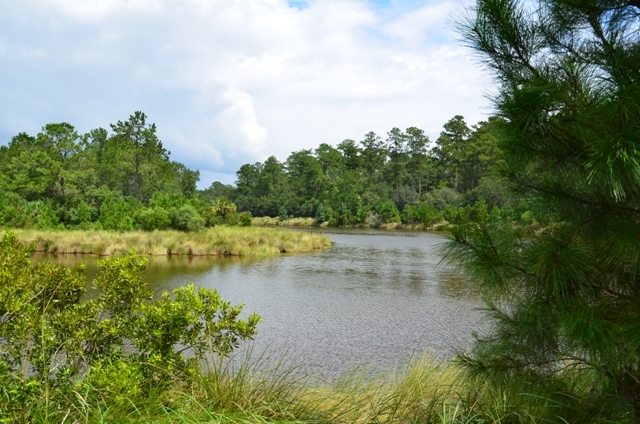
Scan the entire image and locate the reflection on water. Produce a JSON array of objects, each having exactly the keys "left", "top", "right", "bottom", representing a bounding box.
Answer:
[
  {"left": 31, "top": 253, "right": 258, "bottom": 289},
  {"left": 32, "top": 229, "right": 485, "bottom": 381}
]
